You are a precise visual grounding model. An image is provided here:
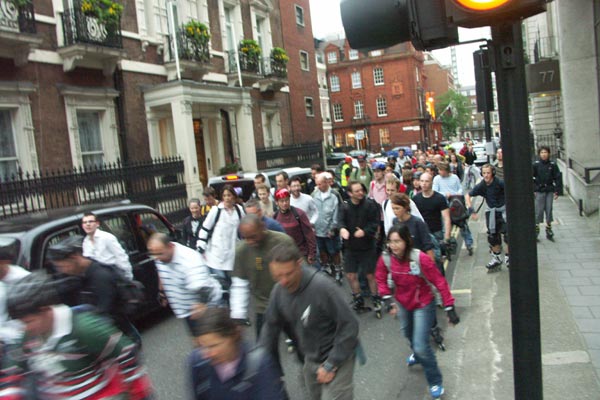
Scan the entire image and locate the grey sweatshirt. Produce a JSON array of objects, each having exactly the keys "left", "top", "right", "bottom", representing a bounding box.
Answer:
[{"left": 259, "top": 266, "right": 359, "bottom": 368}]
